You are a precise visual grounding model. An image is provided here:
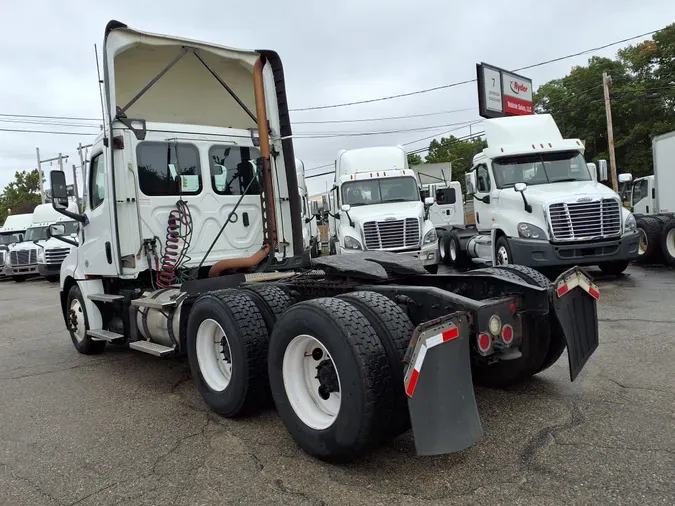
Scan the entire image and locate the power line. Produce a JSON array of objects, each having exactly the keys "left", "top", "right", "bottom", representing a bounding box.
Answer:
[
  {"left": 290, "top": 28, "right": 661, "bottom": 112},
  {"left": 0, "top": 128, "right": 98, "bottom": 136},
  {"left": 0, "top": 113, "right": 100, "bottom": 121},
  {"left": 293, "top": 120, "right": 481, "bottom": 139},
  {"left": 292, "top": 107, "right": 477, "bottom": 124}
]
